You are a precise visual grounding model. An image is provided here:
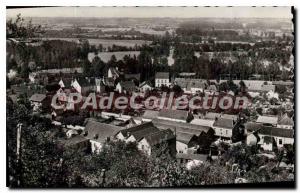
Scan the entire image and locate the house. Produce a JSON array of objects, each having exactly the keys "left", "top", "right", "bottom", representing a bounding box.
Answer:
[
  {"left": 115, "top": 81, "right": 136, "bottom": 94},
  {"left": 142, "top": 110, "right": 159, "bottom": 122},
  {"left": 59, "top": 78, "right": 73, "bottom": 88},
  {"left": 152, "top": 118, "right": 215, "bottom": 152},
  {"left": 115, "top": 122, "right": 160, "bottom": 143},
  {"left": 277, "top": 113, "right": 294, "bottom": 129},
  {"left": 256, "top": 115, "right": 278, "bottom": 126},
  {"left": 174, "top": 78, "right": 207, "bottom": 94},
  {"left": 155, "top": 72, "right": 170, "bottom": 88},
  {"left": 84, "top": 119, "right": 123, "bottom": 153},
  {"left": 29, "top": 93, "right": 47, "bottom": 112},
  {"left": 176, "top": 153, "right": 208, "bottom": 166},
  {"left": 108, "top": 67, "right": 120, "bottom": 80},
  {"left": 95, "top": 78, "right": 106, "bottom": 93},
  {"left": 139, "top": 81, "right": 153, "bottom": 92},
  {"left": 61, "top": 135, "right": 90, "bottom": 152},
  {"left": 212, "top": 117, "right": 239, "bottom": 140},
  {"left": 137, "top": 129, "right": 176, "bottom": 156},
  {"left": 176, "top": 132, "right": 198, "bottom": 154},
  {"left": 246, "top": 132, "right": 260, "bottom": 146},
  {"left": 72, "top": 78, "right": 95, "bottom": 94},
  {"left": 157, "top": 109, "right": 192, "bottom": 123},
  {"left": 245, "top": 122, "right": 294, "bottom": 151}
]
